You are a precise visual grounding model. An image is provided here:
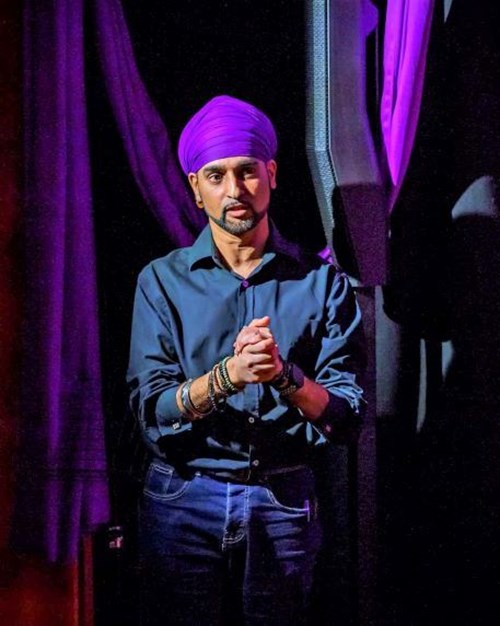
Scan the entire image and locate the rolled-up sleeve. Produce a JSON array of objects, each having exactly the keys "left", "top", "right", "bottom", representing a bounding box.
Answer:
[
  {"left": 127, "top": 266, "right": 191, "bottom": 442},
  {"left": 314, "top": 269, "right": 366, "bottom": 440}
]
